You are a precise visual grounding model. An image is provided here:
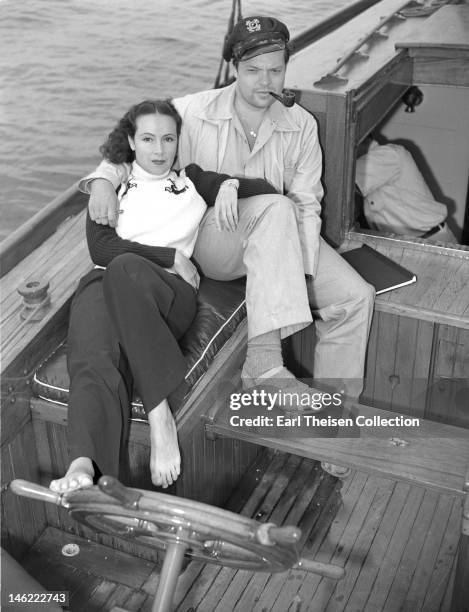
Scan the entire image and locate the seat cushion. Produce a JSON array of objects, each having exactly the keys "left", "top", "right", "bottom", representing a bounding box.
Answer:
[{"left": 32, "top": 276, "right": 246, "bottom": 421}]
